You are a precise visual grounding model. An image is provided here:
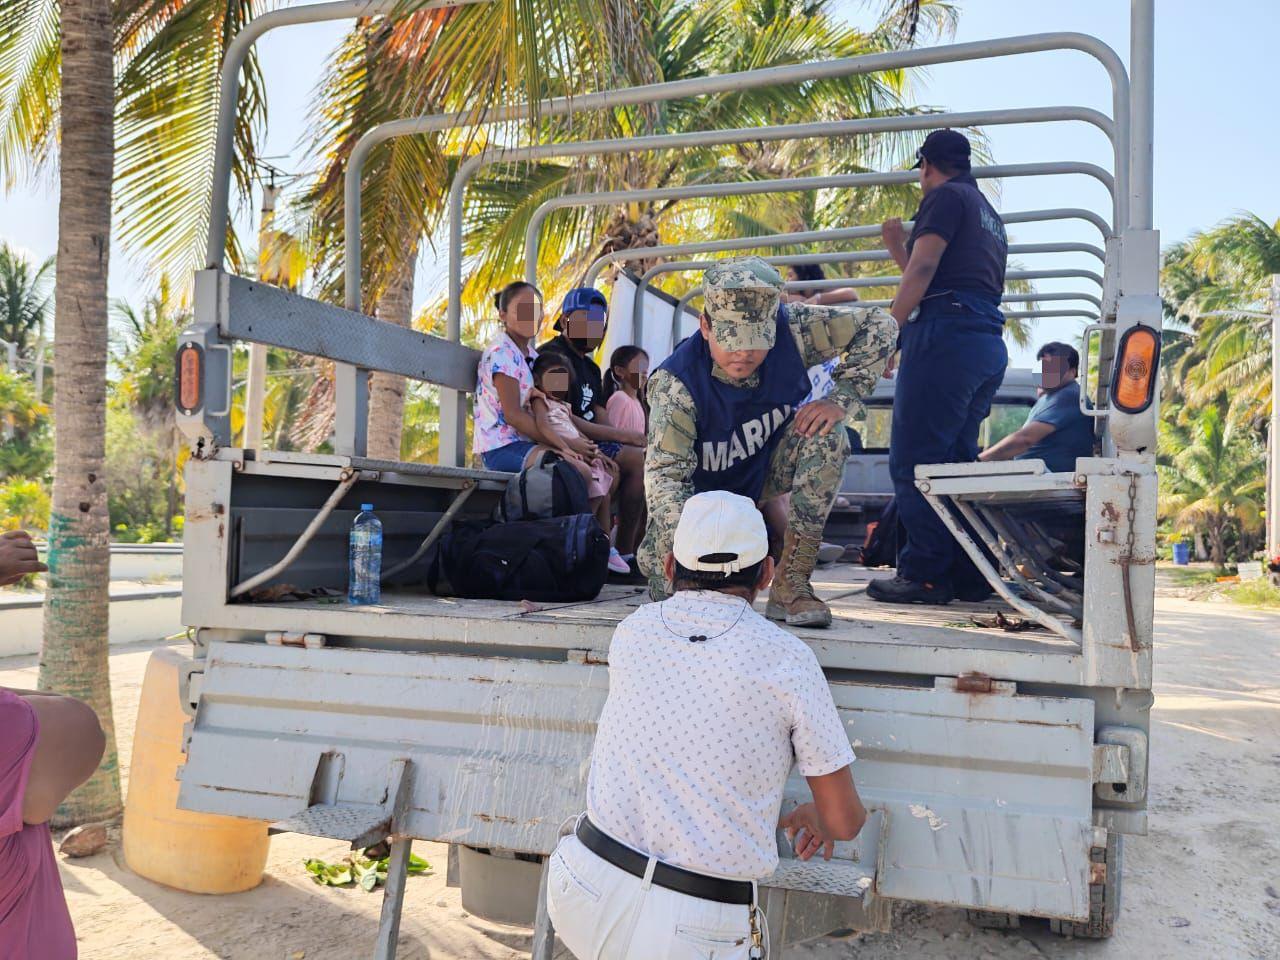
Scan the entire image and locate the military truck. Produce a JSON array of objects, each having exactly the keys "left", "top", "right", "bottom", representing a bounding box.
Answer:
[{"left": 171, "top": 2, "right": 1160, "bottom": 958}]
